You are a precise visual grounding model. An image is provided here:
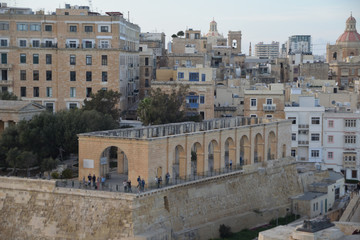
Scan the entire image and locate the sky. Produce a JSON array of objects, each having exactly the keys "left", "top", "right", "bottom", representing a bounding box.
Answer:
[{"left": 7, "top": 0, "right": 360, "bottom": 55}]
